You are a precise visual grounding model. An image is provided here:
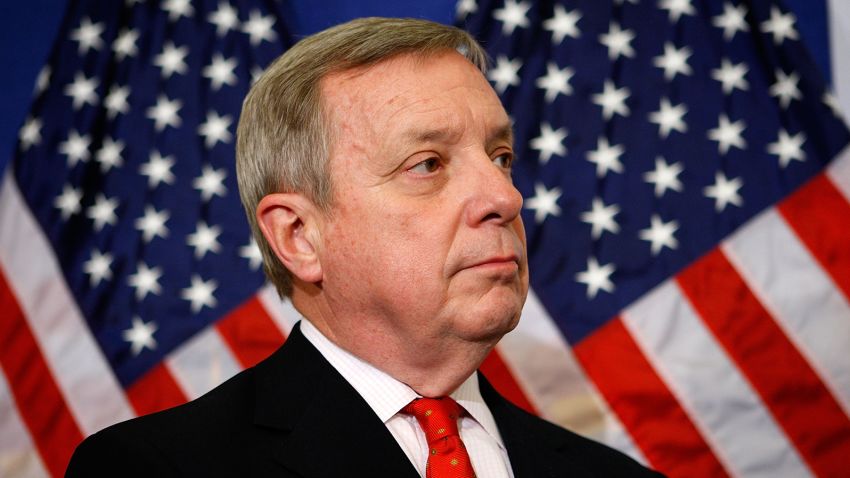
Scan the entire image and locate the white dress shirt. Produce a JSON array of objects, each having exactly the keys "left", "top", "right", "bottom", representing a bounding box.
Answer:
[{"left": 300, "top": 319, "right": 514, "bottom": 478}]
